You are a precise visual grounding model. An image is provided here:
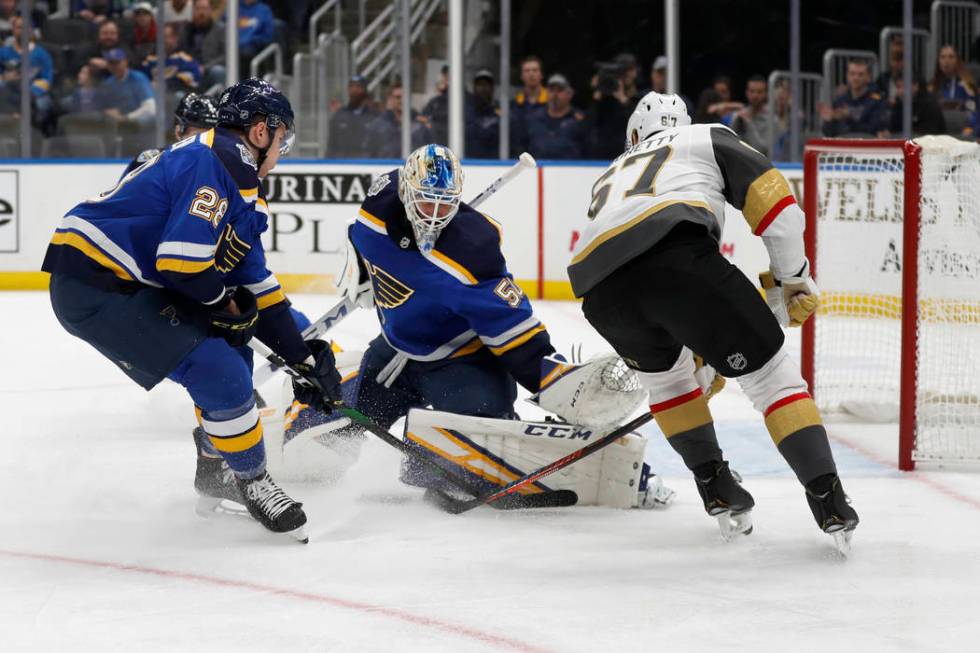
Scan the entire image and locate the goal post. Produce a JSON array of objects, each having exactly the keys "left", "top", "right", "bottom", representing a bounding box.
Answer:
[{"left": 802, "top": 136, "right": 980, "bottom": 471}]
